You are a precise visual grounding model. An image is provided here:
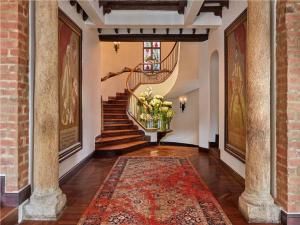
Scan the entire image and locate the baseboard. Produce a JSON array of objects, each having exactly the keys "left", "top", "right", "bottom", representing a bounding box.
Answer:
[
  {"left": 218, "top": 158, "right": 245, "bottom": 186},
  {"left": 0, "top": 176, "right": 31, "bottom": 207},
  {"left": 156, "top": 142, "right": 200, "bottom": 148},
  {"left": 59, "top": 151, "right": 95, "bottom": 186},
  {"left": 198, "top": 146, "right": 209, "bottom": 152},
  {"left": 208, "top": 141, "right": 218, "bottom": 148},
  {"left": 281, "top": 211, "right": 300, "bottom": 225},
  {"left": 209, "top": 134, "right": 219, "bottom": 148}
]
